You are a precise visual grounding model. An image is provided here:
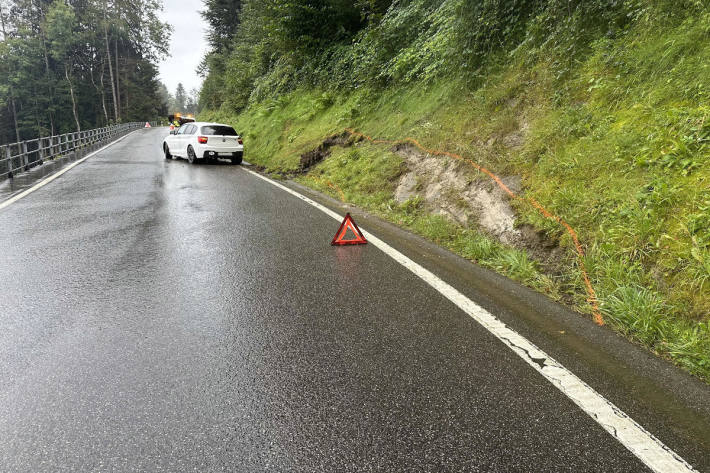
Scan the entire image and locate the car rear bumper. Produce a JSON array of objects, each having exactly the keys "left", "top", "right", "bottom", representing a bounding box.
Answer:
[{"left": 202, "top": 150, "right": 243, "bottom": 159}]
